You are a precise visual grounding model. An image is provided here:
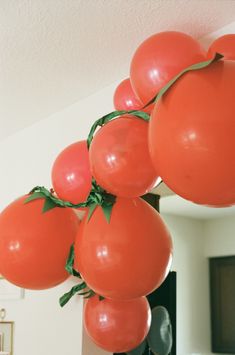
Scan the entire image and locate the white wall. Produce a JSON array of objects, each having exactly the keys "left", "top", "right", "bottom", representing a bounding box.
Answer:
[
  {"left": 204, "top": 216, "right": 235, "bottom": 257},
  {"left": 0, "top": 81, "right": 117, "bottom": 355},
  {"left": 162, "top": 215, "right": 211, "bottom": 355}
]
